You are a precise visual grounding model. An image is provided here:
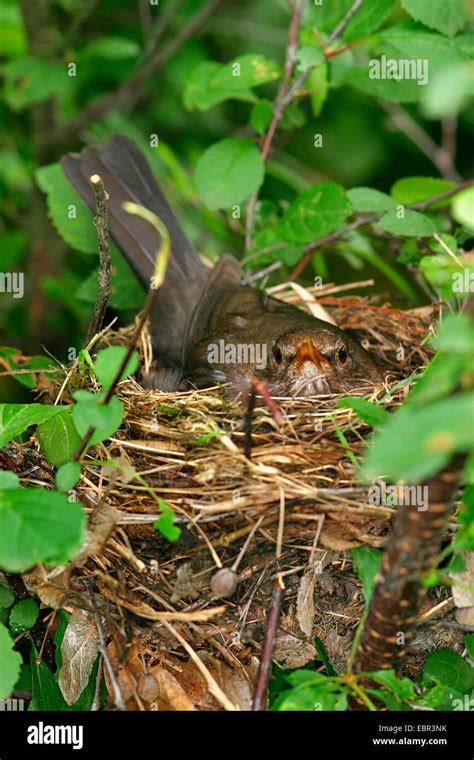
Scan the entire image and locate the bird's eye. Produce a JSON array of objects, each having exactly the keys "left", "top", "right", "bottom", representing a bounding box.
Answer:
[
  {"left": 272, "top": 345, "right": 283, "bottom": 365},
  {"left": 337, "top": 345, "right": 348, "bottom": 364}
]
